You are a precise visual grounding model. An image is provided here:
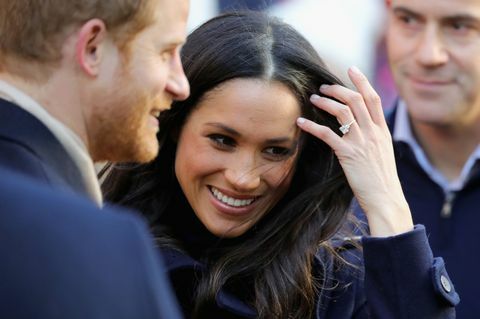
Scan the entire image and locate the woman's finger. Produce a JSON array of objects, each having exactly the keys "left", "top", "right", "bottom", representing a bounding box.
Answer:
[
  {"left": 310, "top": 94, "right": 355, "bottom": 127},
  {"left": 296, "top": 117, "right": 347, "bottom": 151},
  {"left": 347, "top": 66, "right": 387, "bottom": 127},
  {"left": 318, "top": 83, "right": 371, "bottom": 128}
]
